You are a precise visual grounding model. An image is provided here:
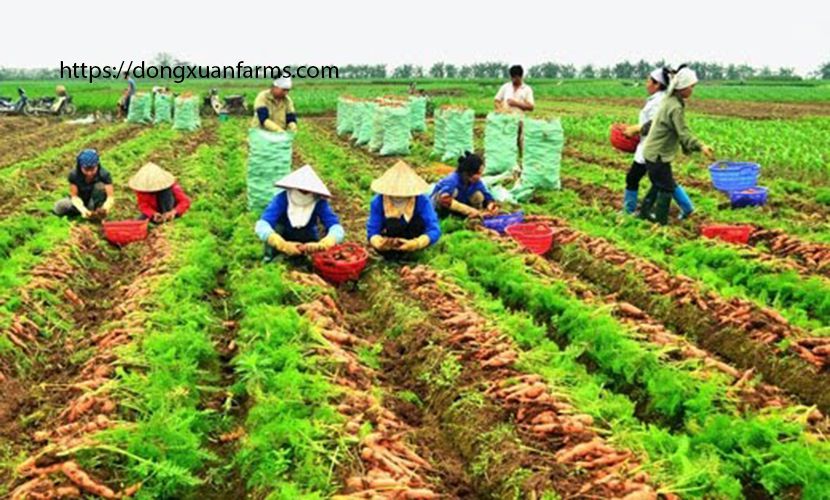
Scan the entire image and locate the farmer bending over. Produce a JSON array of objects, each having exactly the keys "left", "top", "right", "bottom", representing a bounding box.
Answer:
[
  {"left": 251, "top": 77, "right": 297, "bottom": 132},
  {"left": 53, "top": 149, "right": 114, "bottom": 218},
  {"left": 129, "top": 162, "right": 191, "bottom": 223},
  {"left": 255, "top": 165, "right": 344, "bottom": 261},
  {"left": 367, "top": 161, "right": 441, "bottom": 254},
  {"left": 640, "top": 67, "right": 714, "bottom": 225},
  {"left": 431, "top": 151, "right": 497, "bottom": 218}
]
